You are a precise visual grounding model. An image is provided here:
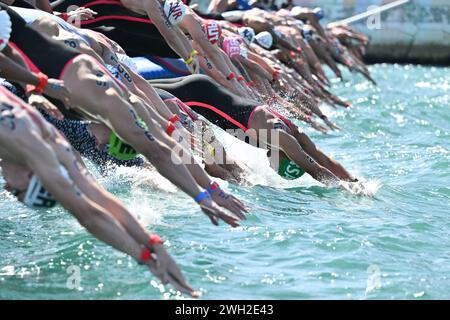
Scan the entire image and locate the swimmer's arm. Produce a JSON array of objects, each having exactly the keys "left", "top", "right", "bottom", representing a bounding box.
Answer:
[
  {"left": 0, "top": 52, "right": 42, "bottom": 87},
  {"left": 198, "top": 55, "right": 237, "bottom": 94},
  {"left": 35, "top": 0, "right": 54, "bottom": 13},
  {"left": 236, "top": 55, "right": 272, "bottom": 81},
  {"left": 121, "top": 0, "right": 191, "bottom": 60},
  {"left": 127, "top": 67, "right": 174, "bottom": 120},
  {"left": 247, "top": 50, "right": 277, "bottom": 77},
  {"left": 23, "top": 138, "right": 143, "bottom": 260},
  {"left": 181, "top": 12, "right": 235, "bottom": 80}
]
